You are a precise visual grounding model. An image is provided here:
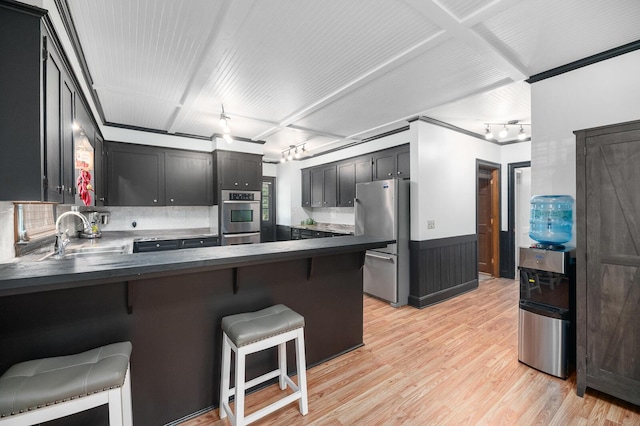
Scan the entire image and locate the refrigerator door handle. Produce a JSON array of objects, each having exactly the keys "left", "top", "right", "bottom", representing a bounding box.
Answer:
[{"left": 365, "top": 252, "right": 394, "bottom": 261}]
